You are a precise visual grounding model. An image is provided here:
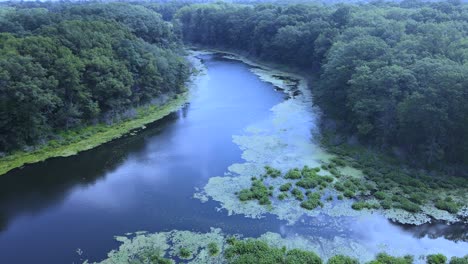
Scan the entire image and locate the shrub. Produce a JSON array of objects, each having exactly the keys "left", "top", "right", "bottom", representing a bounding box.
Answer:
[
  {"left": 226, "top": 236, "right": 237, "bottom": 245},
  {"left": 265, "top": 166, "right": 281, "bottom": 178},
  {"left": 374, "top": 191, "right": 387, "bottom": 200},
  {"left": 344, "top": 190, "right": 355, "bottom": 198},
  {"left": 351, "top": 201, "right": 379, "bottom": 210},
  {"left": 327, "top": 255, "right": 359, "bottom": 264},
  {"left": 409, "top": 192, "right": 427, "bottom": 205},
  {"left": 301, "top": 199, "right": 323, "bottom": 210},
  {"left": 285, "top": 249, "right": 322, "bottom": 264},
  {"left": 449, "top": 256, "right": 468, "bottom": 264},
  {"left": 337, "top": 195, "right": 344, "bottom": 200},
  {"left": 291, "top": 188, "right": 304, "bottom": 201},
  {"left": 285, "top": 168, "right": 302, "bottom": 179},
  {"left": 280, "top": 183, "right": 292, "bottom": 192},
  {"left": 427, "top": 254, "right": 447, "bottom": 264},
  {"left": 297, "top": 177, "right": 319, "bottom": 189},
  {"left": 368, "top": 253, "right": 413, "bottom": 264},
  {"left": 331, "top": 157, "right": 346, "bottom": 167},
  {"left": 207, "top": 242, "right": 220, "bottom": 256},
  {"left": 397, "top": 198, "right": 421, "bottom": 213},
  {"left": 435, "top": 199, "right": 460, "bottom": 214},
  {"left": 237, "top": 180, "right": 272, "bottom": 205},
  {"left": 380, "top": 199, "right": 392, "bottom": 209},
  {"left": 179, "top": 248, "right": 191, "bottom": 259},
  {"left": 278, "top": 193, "right": 288, "bottom": 200}
]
